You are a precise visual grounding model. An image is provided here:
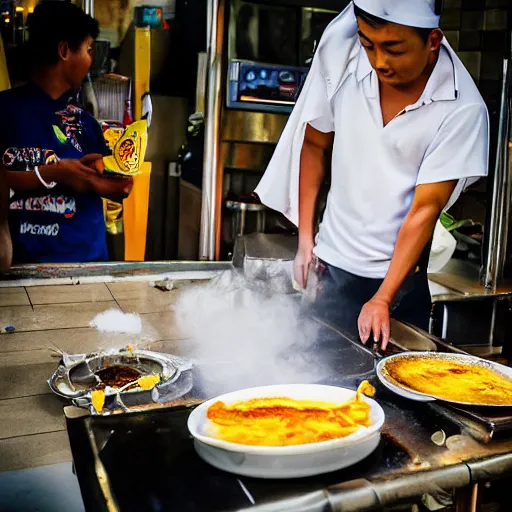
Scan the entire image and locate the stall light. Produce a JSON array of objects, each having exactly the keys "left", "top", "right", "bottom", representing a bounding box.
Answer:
[
  {"left": 4, "top": 17, "right": 10, "bottom": 23},
  {"left": 15, "top": 6, "right": 24, "bottom": 12},
  {"left": 28, "top": 7, "right": 33, "bottom": 13}
]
